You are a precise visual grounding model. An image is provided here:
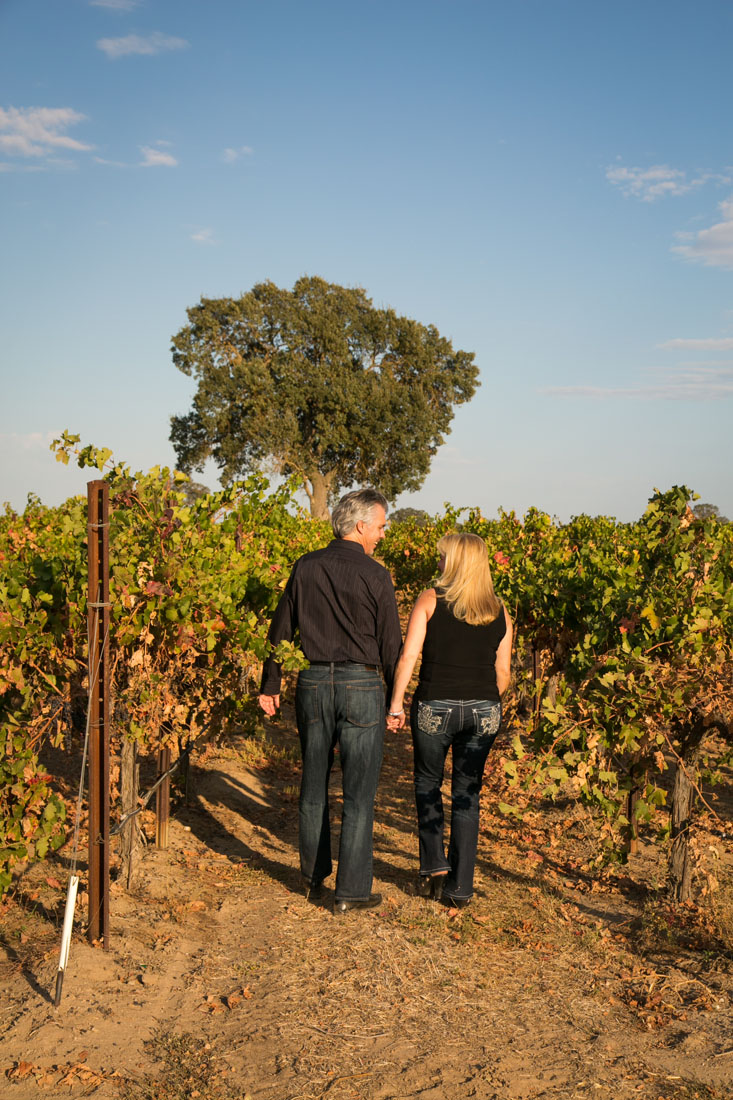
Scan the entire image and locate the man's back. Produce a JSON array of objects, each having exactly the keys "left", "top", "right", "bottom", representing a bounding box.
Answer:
[{"left": 260, "top": 538, "right": 401, "bottom": 695}]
